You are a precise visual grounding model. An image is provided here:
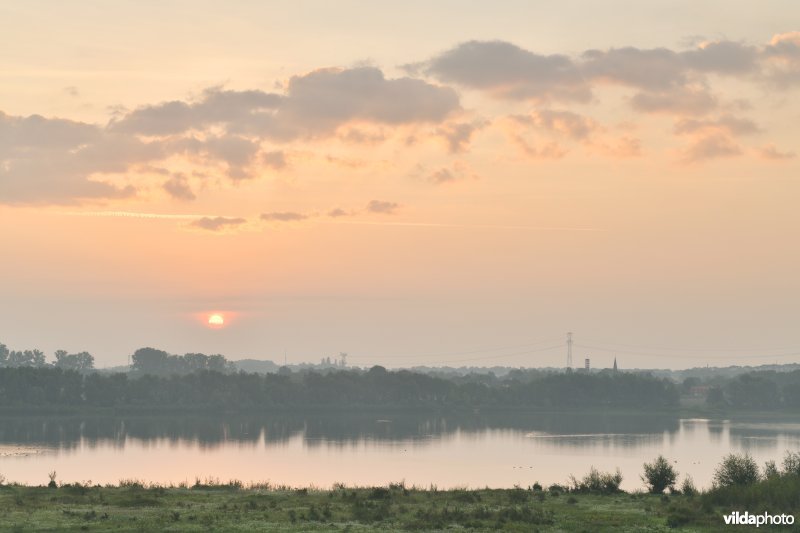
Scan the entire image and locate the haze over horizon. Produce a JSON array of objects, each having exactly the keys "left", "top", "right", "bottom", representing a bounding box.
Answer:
[{"left": 2, "top": 1, "right": 799, "bottom": 369}]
